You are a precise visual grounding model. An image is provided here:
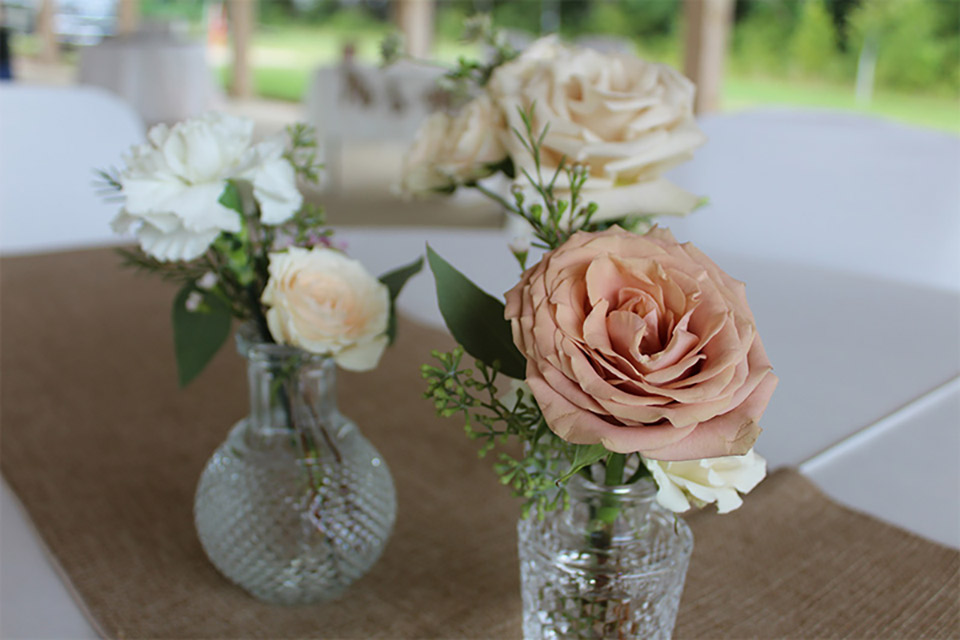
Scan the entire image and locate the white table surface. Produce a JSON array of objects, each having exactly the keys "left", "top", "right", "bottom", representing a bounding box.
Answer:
[{"left": 2, "top": 227, "right": 959, "bottom": 638}]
